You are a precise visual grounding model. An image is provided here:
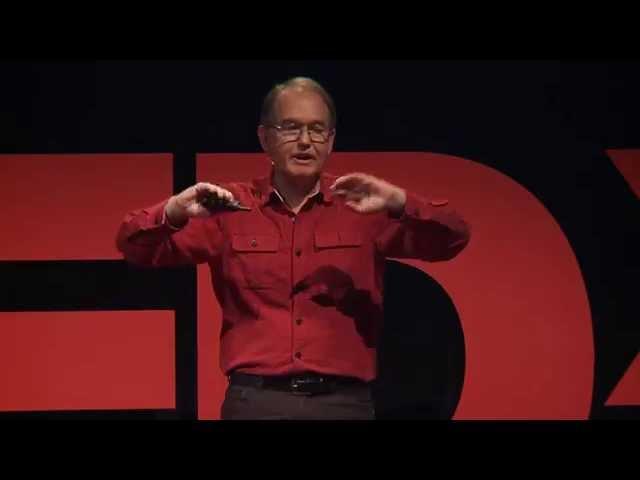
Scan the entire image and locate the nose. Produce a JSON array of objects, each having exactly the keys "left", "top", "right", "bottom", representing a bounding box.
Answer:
[{"left": 297, "top": 126, "right": 312, "bottom": 145}]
